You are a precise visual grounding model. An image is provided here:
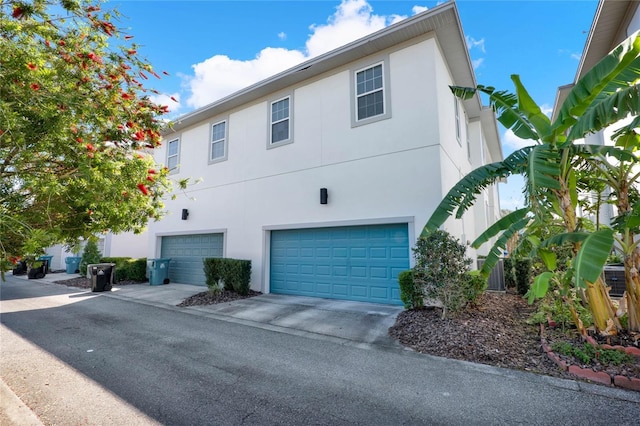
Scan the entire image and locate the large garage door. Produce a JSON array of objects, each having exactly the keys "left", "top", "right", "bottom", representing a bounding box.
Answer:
[
  {"left": 160, "top": 234, "right": 223, "bottom": 285},
  {"left": 270, "top": 223, "right": 409, "bottom": 305}
]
